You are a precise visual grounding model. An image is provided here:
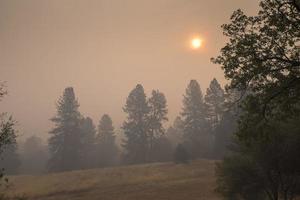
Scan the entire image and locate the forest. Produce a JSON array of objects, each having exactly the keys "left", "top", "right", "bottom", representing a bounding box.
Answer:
[{"left": 0, "top": 0, "right": 299, "bottom": 199}]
